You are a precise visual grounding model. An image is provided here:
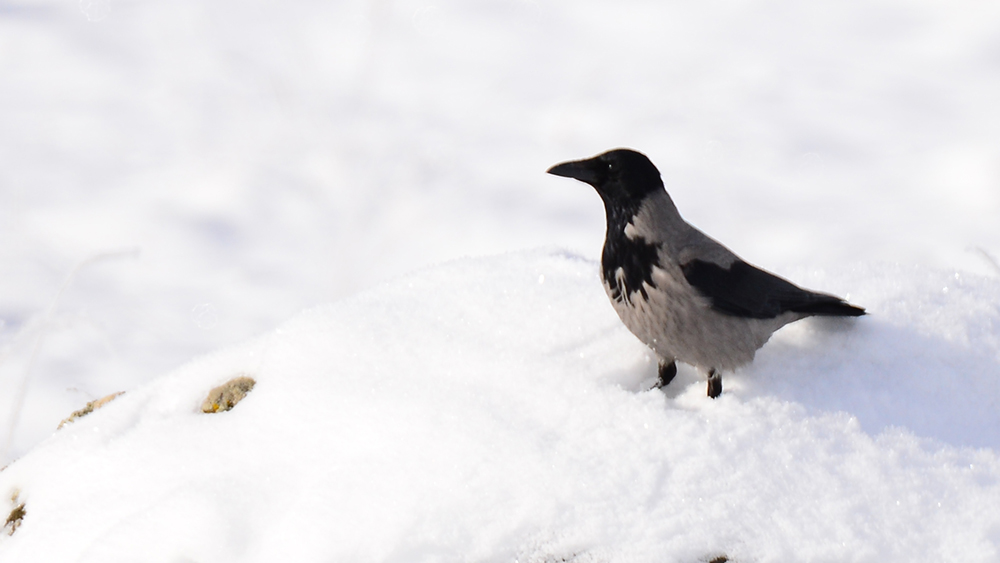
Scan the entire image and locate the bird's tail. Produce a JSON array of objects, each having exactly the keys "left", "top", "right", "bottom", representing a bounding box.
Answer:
[{"left": 787, "top": 294, "right": 866, "bottom": 317}]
